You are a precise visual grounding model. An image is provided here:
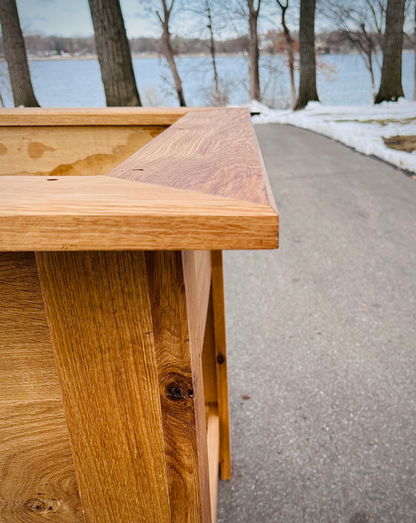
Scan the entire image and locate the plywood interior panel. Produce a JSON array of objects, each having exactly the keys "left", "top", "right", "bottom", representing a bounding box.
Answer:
[{"left": 0, "top": 125, "right": 166, "bottom": 176}]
